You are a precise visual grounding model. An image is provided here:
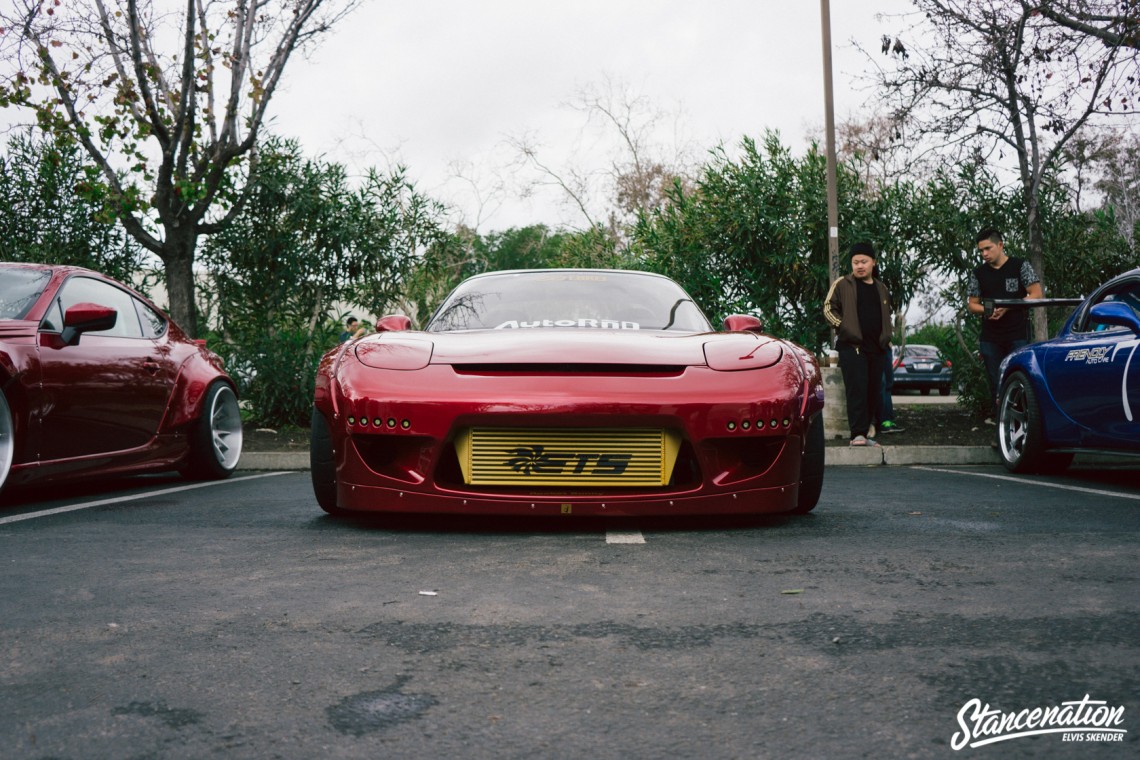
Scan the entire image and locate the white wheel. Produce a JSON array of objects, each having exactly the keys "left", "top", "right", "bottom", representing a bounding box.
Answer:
[
  {"left": 0, "top": 391, "right": 14, "bottom": 492},
  {"left": 207, "top": 384, "right": 243, "bottom": 471},
  {"left": 182, "top": 382, "right": 243, "bottom": 479}
]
